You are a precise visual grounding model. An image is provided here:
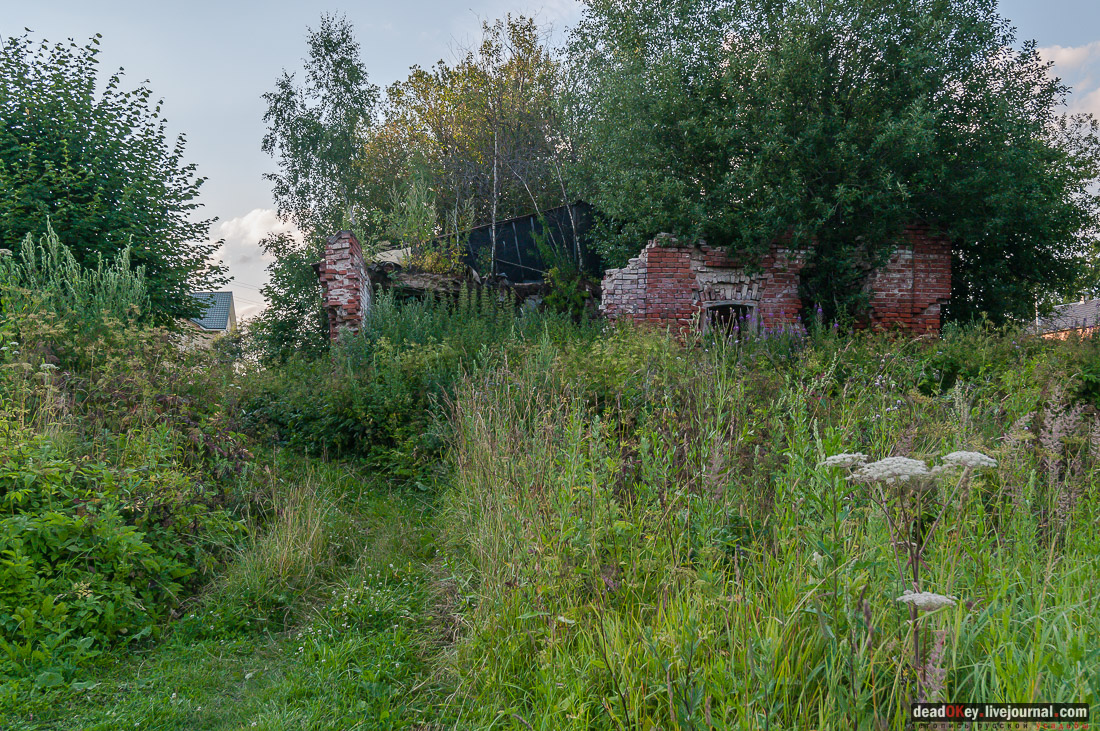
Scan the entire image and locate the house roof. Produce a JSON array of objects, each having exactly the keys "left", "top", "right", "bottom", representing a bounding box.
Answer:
[
  {"left": 1036, "top": 298, "right": 1100, "bottom": 333},
  {"left": 189, "top": 292, "right": 234, "bottom": 331}
]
